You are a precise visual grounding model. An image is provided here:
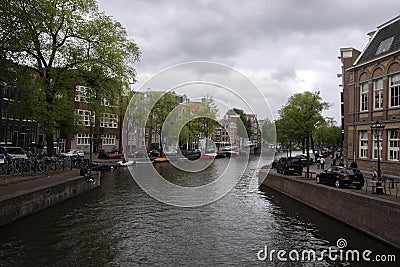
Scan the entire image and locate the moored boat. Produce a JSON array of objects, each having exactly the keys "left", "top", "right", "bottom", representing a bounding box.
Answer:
[
  {"left": 200, "top": 153, "right": 217, "bottom": 159},
  {"left": 153, "top": 157, "right": 169, "bottom": 163}
]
